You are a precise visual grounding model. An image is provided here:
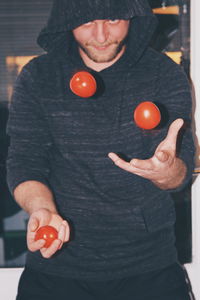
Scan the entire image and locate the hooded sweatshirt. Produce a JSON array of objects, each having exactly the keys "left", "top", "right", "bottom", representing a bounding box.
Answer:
[{"left": 7, "top": 0, "right": 195, "bottom": 280}]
